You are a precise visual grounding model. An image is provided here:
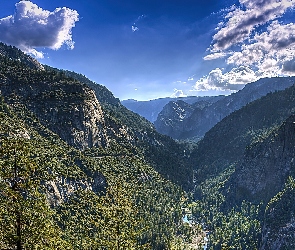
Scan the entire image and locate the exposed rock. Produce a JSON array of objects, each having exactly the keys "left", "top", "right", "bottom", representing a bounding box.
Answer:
[
  {"left": 0, "top": 72, "right": 133, "bottom": 150},
  {"left": 155, "top": 77, "right": 295, "bottom": 140},
  {"left": 122, "top": 96, "right": 223, "bottom": 123},
  {"left": 260, "top": 178, "right": 295, "bottom": 250},
  {"left": 154, "top": 100, "right": 195, "bottom": 139},
  {"left": 228, "top": 115, "right": 295, "bottom": 204},
  {"left": 221, "top": 115, "right": 295, "bottom": 249},
  {"left": 46, "top": 171, "right": 106, "bottom": 207}
]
